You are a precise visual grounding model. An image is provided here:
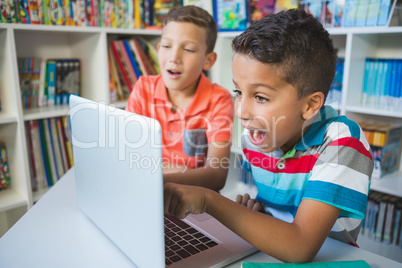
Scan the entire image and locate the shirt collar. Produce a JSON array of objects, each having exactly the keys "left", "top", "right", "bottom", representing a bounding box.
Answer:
[
  {"left": 154, "top": 73, "right": 212, "bottom": 116},
  {"left": 295, "top": 105, "right": 339, "bottom": 151}
]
